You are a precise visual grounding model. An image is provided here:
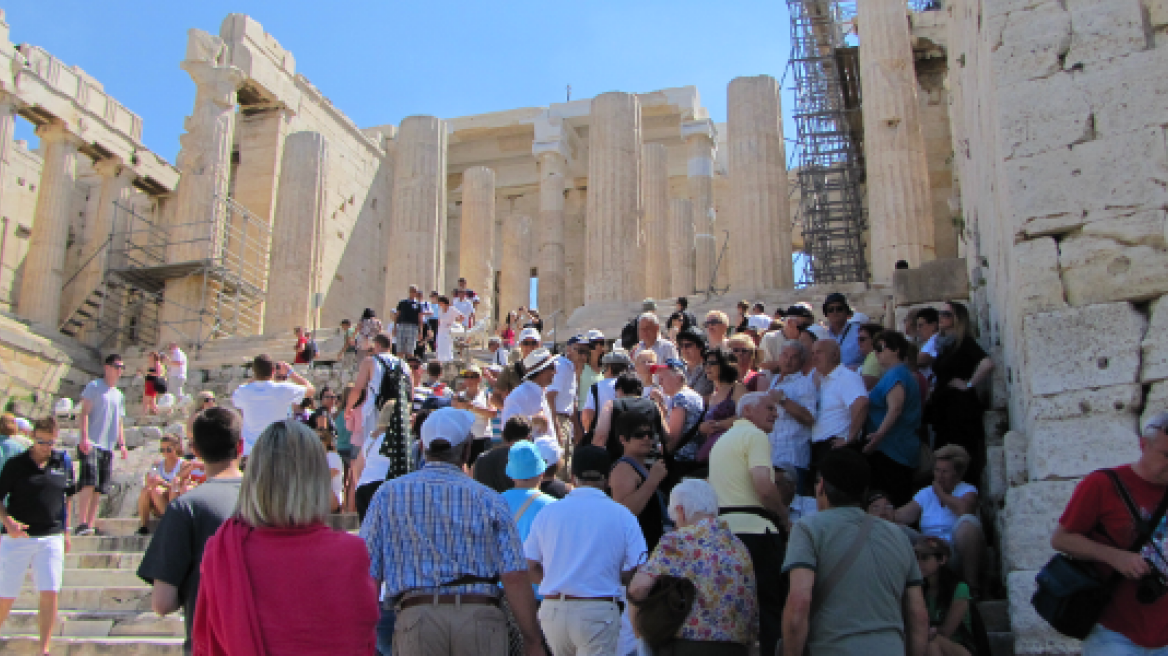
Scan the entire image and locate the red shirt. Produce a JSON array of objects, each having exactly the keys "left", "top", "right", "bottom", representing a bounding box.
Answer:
[
  {"left": 294, "top": 337, "right": 309, "bottom": 364},
  {"left": 1059, "top": 465, "right": 1168, "bottom": 648}
]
